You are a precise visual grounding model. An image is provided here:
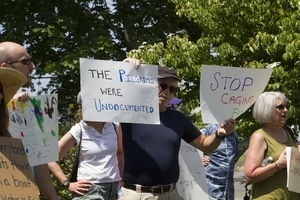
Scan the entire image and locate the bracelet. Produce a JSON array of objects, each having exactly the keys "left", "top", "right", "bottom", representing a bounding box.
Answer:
[
  {"left": 215, "top": 131, "right": 226, "bottom": 139},
  {"left": 275, "top": 161, "right": 280, "bottom": 170}
]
